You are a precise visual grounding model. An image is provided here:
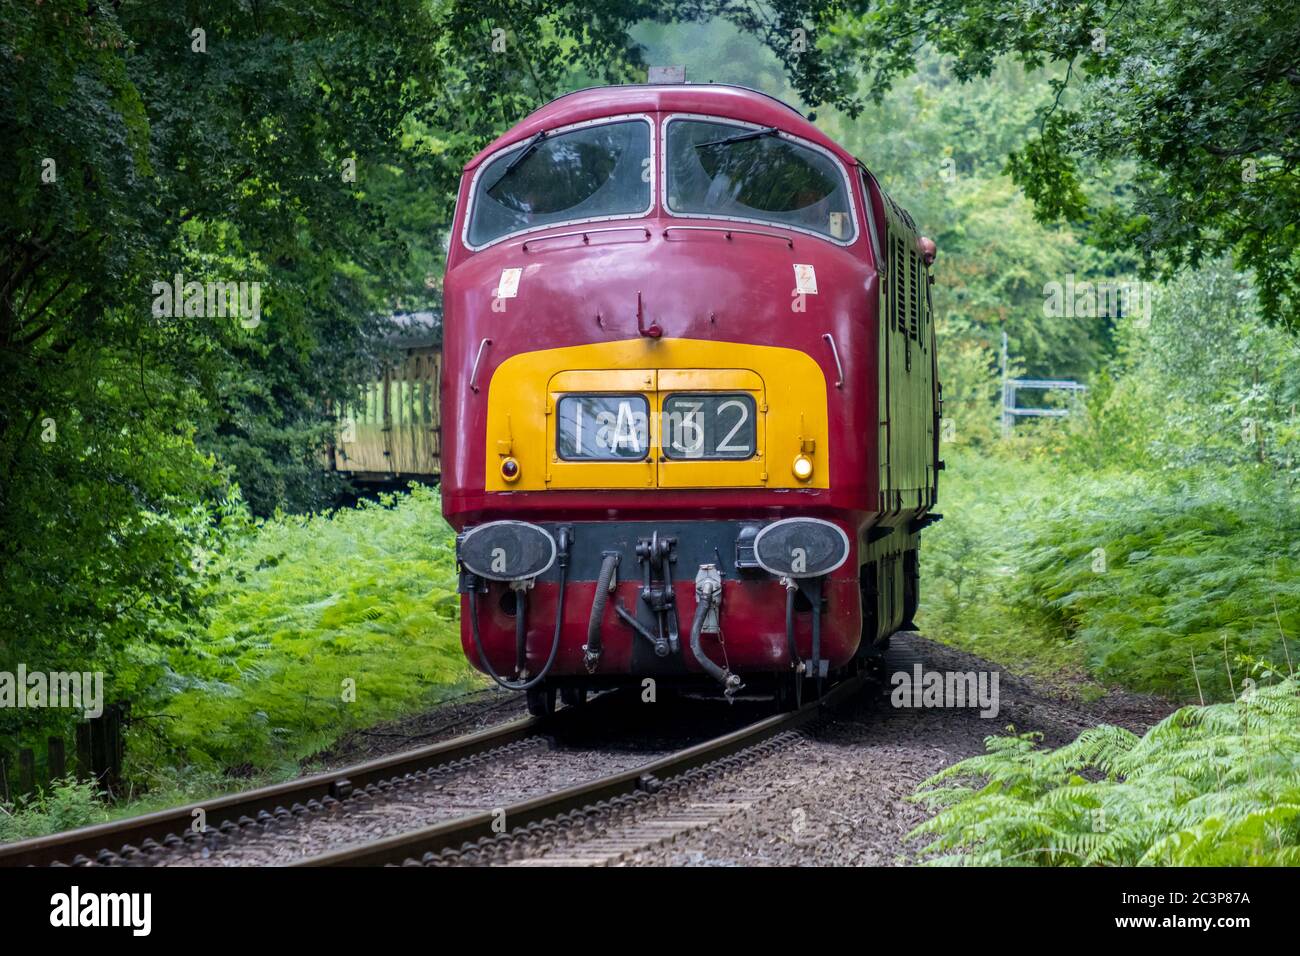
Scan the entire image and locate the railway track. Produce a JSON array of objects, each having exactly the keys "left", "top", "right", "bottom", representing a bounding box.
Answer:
[
  {"left": 0, "top": 712, "right": 546, "bottom": 868},
  {"left": 0, "top": 670, "right": 871, "bottom": 868},
  {"left": 297, "top": 670, "right": 870, "bottom": 867}
]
